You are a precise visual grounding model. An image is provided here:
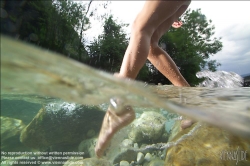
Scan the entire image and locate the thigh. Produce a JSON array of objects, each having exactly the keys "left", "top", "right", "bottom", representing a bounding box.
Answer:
[
  {"left": 134, "top": 0, "right": 190, "bottom": 35},
  {"left": 151, "top": 4, "right": 191, "bottom": 44}
]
